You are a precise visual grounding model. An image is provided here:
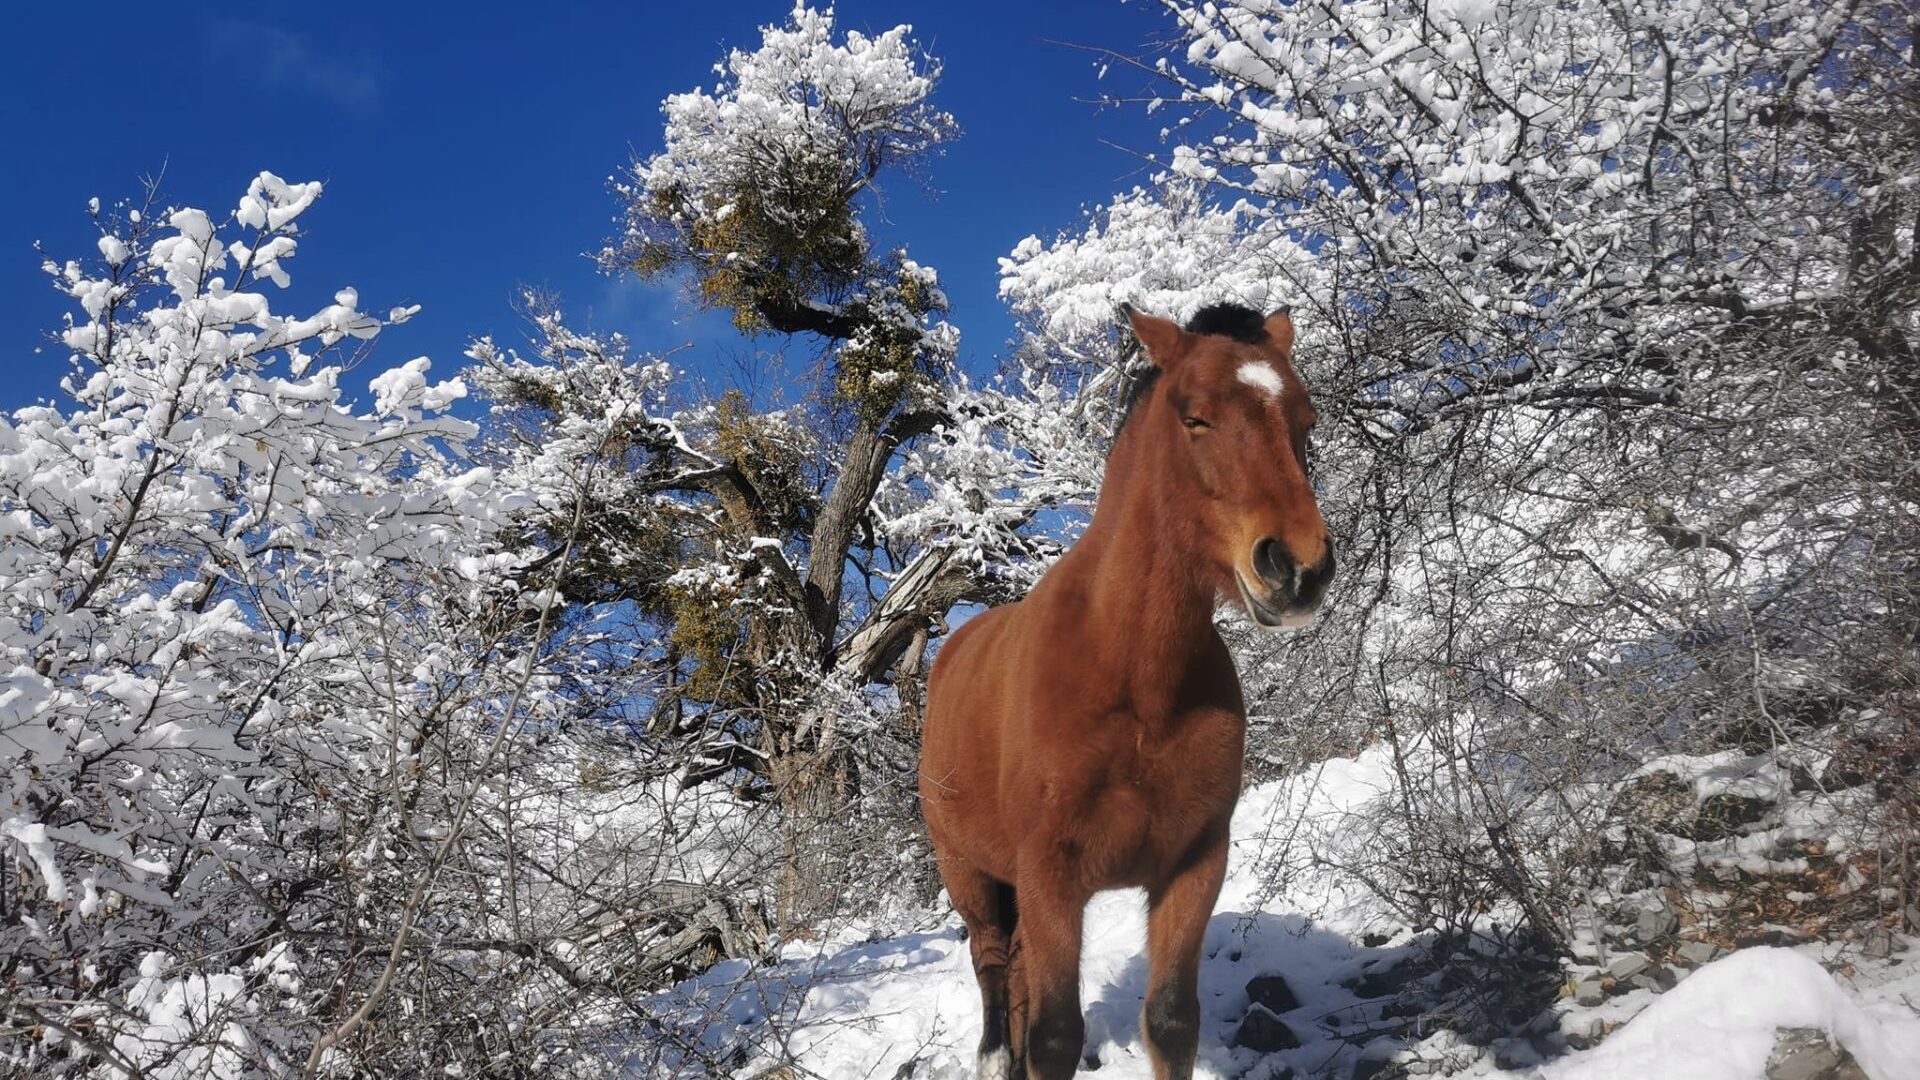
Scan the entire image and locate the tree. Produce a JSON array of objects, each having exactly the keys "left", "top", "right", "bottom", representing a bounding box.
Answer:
[
  {"left": 541, "top": 4, "right": 1118, "bottom": 922},
  {"left": 0, "top": 171, "right": 802, "bottom": 1079},
  {"left": 1, "top": 172, "right": 529, "bottom": 1075},
  {"left": 999, "top": 0, "right": 1920, "bottom": 973}
]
